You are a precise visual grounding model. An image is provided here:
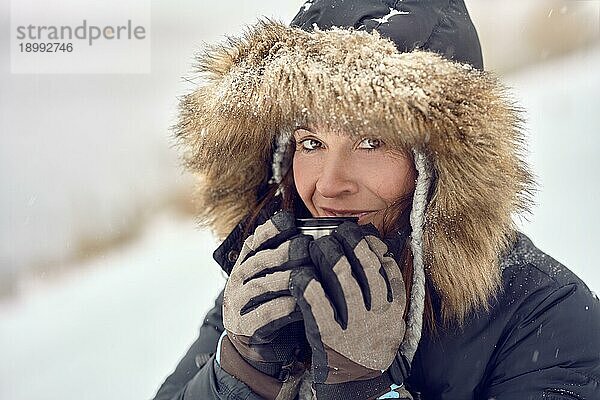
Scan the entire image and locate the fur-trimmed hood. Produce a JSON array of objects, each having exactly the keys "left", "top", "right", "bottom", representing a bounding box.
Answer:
[{"left": 175, "top": 20, "right": 533, "bottom": 323}]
